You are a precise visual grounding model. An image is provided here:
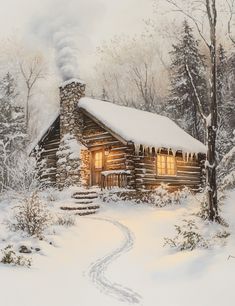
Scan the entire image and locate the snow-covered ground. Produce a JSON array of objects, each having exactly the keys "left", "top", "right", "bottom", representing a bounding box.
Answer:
[{"left": 0, "top": 190, "right": 235, "bottom": 306}]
